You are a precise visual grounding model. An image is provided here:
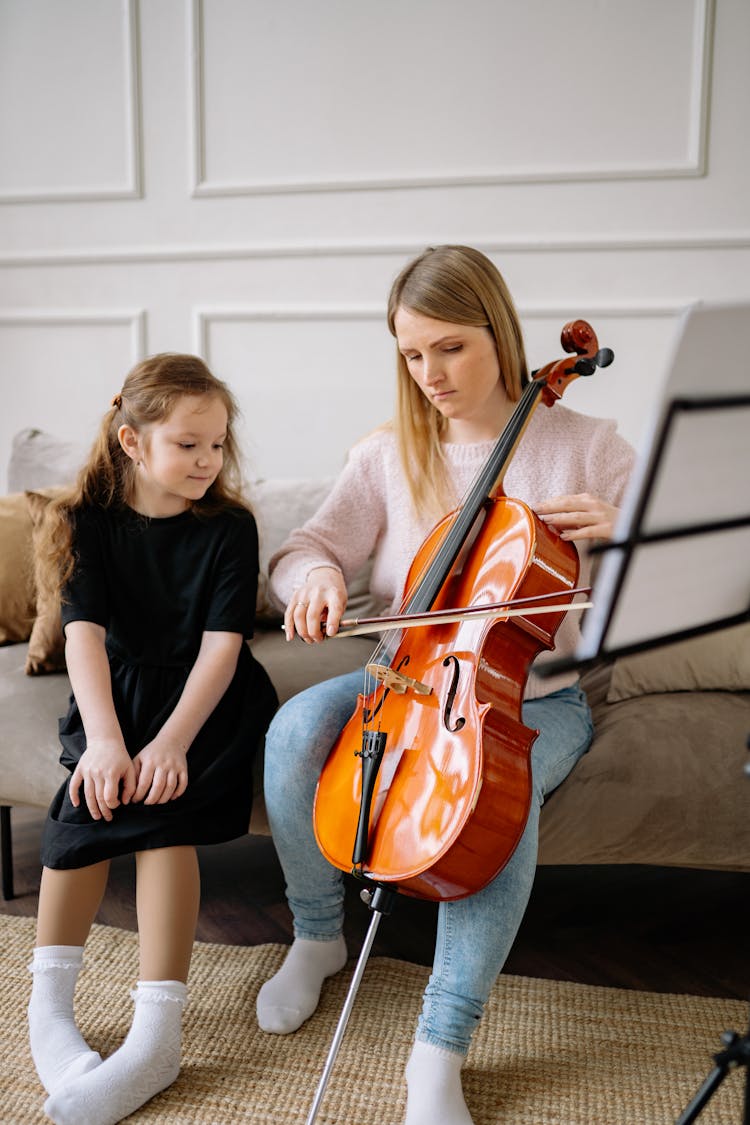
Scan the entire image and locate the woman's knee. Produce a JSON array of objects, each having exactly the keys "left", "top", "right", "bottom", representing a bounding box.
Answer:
[
  {"left": 264, "top": 675, "right": 360, "bottom": 799},
  {"left": 265, "top": 693, "right": 312, "bottom": 758}
]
